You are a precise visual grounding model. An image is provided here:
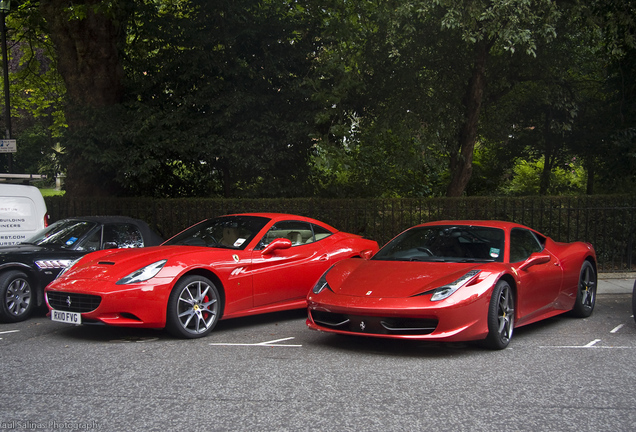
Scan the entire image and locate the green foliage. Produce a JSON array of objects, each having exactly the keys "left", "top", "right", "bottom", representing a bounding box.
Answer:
[
  {"left": 499, "top": 157, "right": 587, "bottom": 196},
  {"left": 3, "top": 0, "right": 636, "bottom": 199},
  {"left": 62, "top": 0, "right": 325, "bottom": 197},
  {"left": 0, "top": 1, "right": 66, "bottom": 176}
]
